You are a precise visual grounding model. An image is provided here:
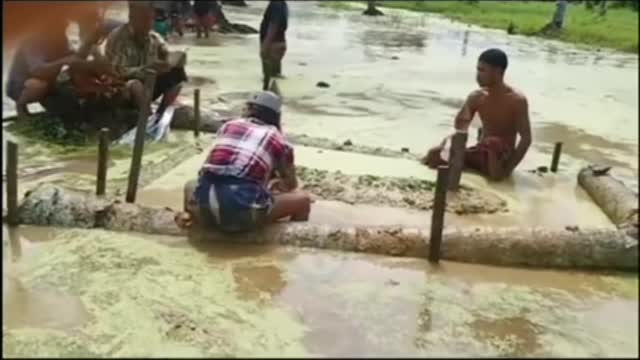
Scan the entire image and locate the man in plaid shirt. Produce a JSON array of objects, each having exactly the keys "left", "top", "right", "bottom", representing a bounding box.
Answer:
[{"left": 179, "top": 91, "right": 312, "bottom": 233}]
